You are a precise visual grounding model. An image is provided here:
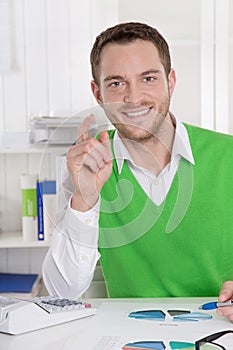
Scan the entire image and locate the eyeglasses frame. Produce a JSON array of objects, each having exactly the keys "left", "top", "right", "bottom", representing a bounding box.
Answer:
[{"left": 195, "top": 330, "right": 233, "bottom": 350}]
